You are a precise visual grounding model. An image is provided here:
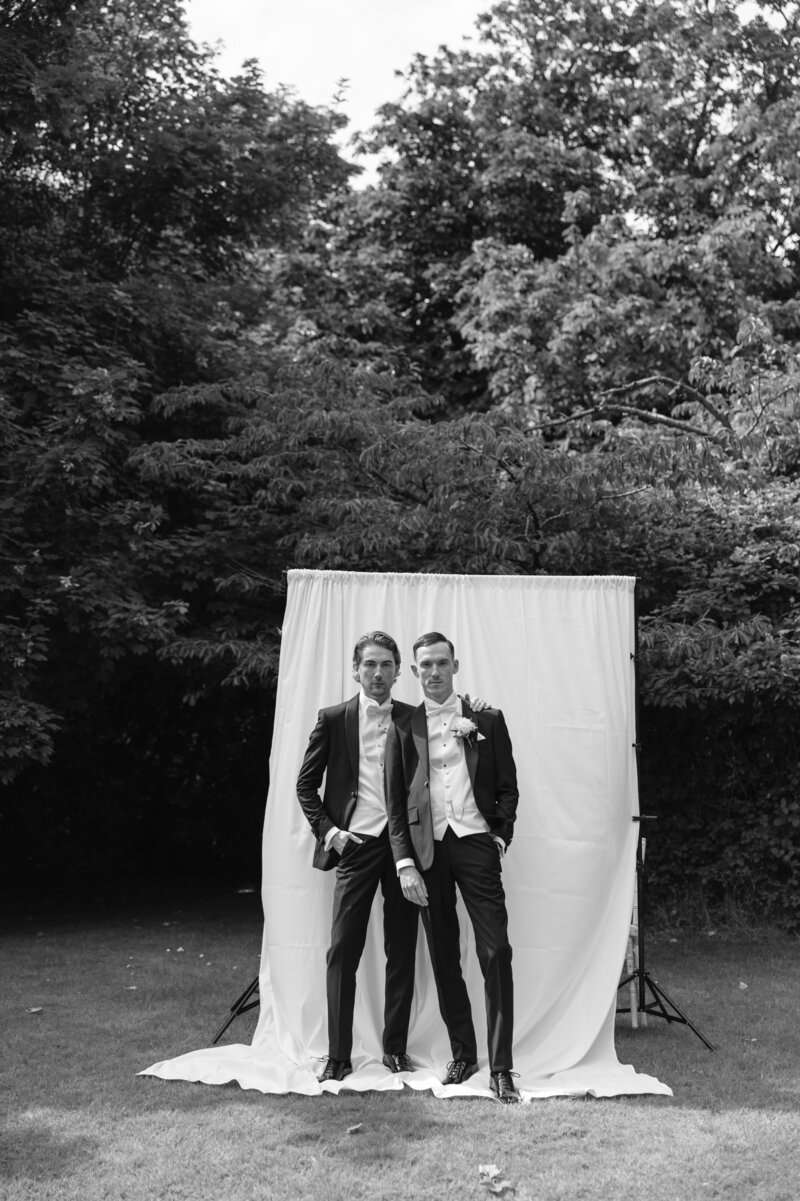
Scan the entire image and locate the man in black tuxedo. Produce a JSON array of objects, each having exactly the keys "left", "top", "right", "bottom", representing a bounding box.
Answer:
[
  {"left": 296, "top": 630, "right": 418, "bottom": 1083},
  {"left": 385, "top": 631, "right": 520, "bottom": 1102}
]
